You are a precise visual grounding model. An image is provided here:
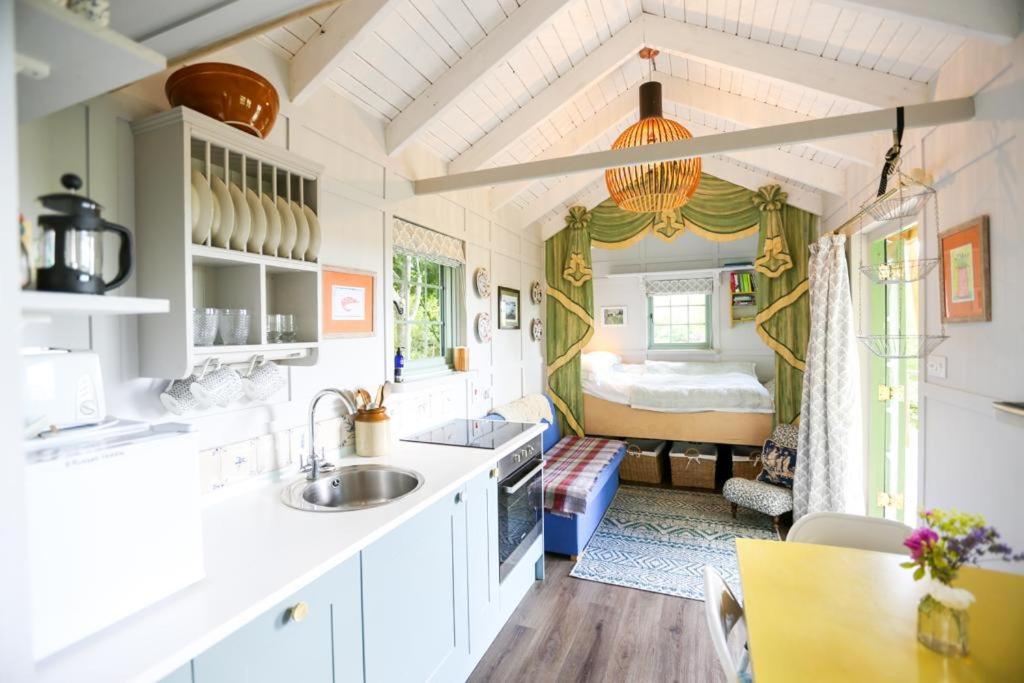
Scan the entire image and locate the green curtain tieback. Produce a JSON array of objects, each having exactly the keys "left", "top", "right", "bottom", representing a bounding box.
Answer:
[
  {"left": 562, "top": 206, "right": 593, "bottom": 286},
  {"left": 753, "top": 185, "right": 793, "bottom": 278}
]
